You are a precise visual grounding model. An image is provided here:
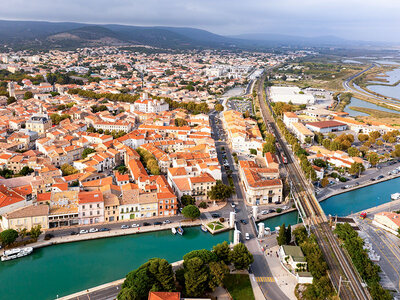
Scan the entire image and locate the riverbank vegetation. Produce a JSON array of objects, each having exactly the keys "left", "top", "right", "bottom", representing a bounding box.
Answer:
[
  {"left": 334, "top": 223, "right": 392, "bottom": 300},
  {"left": 118, "top": 242, "right": 254, "bottom": 300},
  {"left": 293, "top": 226, "right": 335, "bottom": 300}
]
